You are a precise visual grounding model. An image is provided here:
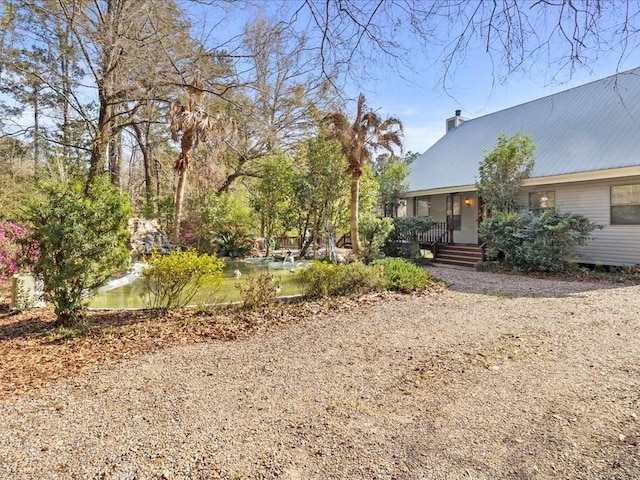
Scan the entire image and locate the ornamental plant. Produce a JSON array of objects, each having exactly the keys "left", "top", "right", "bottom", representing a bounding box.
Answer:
[
  {"left": 477, "top": 133, "right": 536, "bottom": 214},
  {"left": 479, "top": 208, "right": 601, "bottom": 272},
  {"left": 25, "top": 177, "right": 132, "bottom": 326},
  {"left": 142, "top": 248, "right": 224, "bottom": 309},
  {"left": 0, "top": 221, "right": 36, "bottom": 281},
  {"left": 296, "top": 261, "right": 382, "bottom": 298},
  {"left": 359, "top": 216, "right": 394, "bottom": 264},
  {"left": 373, "top": 257, "right": 433, "bottom": 293}
]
